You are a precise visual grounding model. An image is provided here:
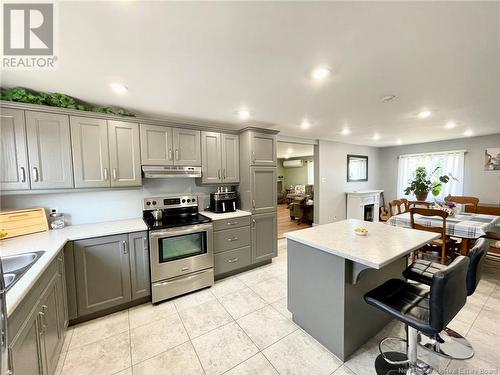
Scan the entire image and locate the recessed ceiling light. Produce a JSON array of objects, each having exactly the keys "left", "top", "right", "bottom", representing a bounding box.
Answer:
[
  {"left": 340, "top": 128, "right": 351, "bottom": 135},
  {"left": 464, "top": 129, "right": 473, "bottom": 137},
  {"left": 301, "top": 119, "right": 311, "bottom": 129},
  {"left": 110, "top": 82, "right": 128, "bottom": 94},
  {"left": 445, "top": 121, "right": 456, "bottom": 129},
  {"left": 287, "top": 147, "right": 293, "bottom": 153},
  {"left": 372, "top": 133, "right": 380, "bottom": 141},
  {"left": 236, "top": 109, "right": 251, "bottom": 121},
  {"left": 396, "top": 138, "right": 402, "bottom": 145},
  {"left": 418, "top": 110, "right": 431, "bottom": 119},
  {"left": 311, "top": 66, "right": 331, "bottom": 80}
]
